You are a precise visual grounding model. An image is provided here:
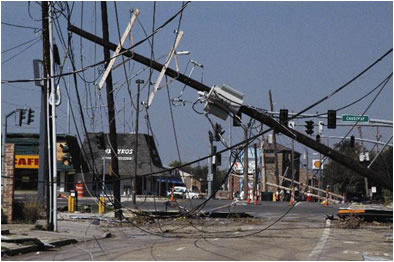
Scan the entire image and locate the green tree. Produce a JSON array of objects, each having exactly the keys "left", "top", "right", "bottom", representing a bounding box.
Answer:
[
  {"left": 168, "top": 160, "right": 193, "bottom": 174},
  {"left": 368, "top": 147, "right": 393, "bottom": 193},
  {"left": 323, "top": 141, "right": 365, "bottom": 195},
  {"left": 324, "top": 141, "right": 393, "bottom": 198}
]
